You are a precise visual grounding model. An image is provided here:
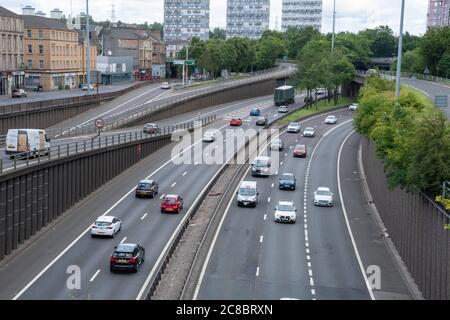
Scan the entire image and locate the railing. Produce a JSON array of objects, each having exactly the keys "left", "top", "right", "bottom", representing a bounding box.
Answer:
[
  {"left": 356, "top": 70, "right": 450, "bottom": 86},
  {"left": 0, "top": 115, "right": 216, "bottom": 175}
]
